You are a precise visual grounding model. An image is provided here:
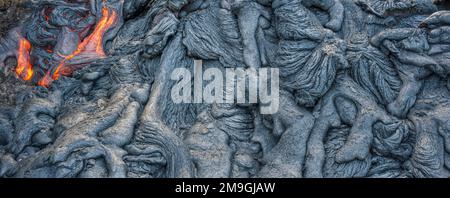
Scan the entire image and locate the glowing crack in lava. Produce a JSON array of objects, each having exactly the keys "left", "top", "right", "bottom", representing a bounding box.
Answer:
[
  {"left": 38, "top": 7, "right": 118, "bottom": 87},
  {"left": 15, "top": 38, "right": 34, "bottom": 81}
]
